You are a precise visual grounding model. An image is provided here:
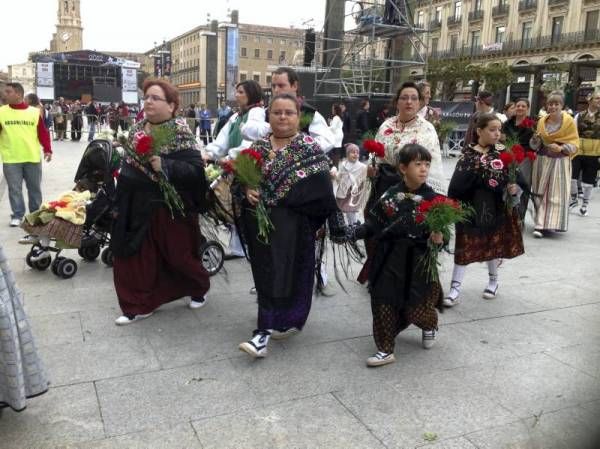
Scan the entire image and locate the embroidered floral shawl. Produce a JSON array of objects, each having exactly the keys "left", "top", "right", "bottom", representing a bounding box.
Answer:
[
  {"left": 375, "top": 116, "right": 446, "bottom": 194},
  {"left": 251, "top": 133, "right": 331, "bottom": 207}
]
